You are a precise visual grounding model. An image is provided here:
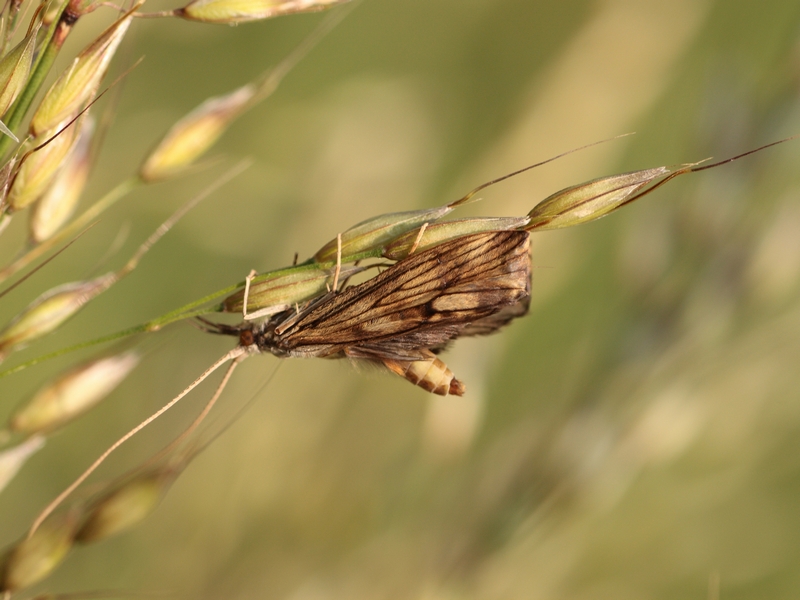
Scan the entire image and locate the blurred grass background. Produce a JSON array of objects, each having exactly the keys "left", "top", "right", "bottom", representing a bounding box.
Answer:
[{"left": 2, "top": 0, "right": 800, "bottom": 597}]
